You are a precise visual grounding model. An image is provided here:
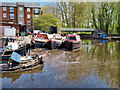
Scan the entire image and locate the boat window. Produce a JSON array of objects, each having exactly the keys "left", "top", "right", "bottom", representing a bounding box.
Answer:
[
  {"left": 76, "top": 35, "right": 80, "bottom": 41},
  {"left": 56, "top": 35, "right": 61, "bottom": 38},
  {"left": 66, "top": 36, "right": 69, "bottom": 40},
  {"left": 98, "top": 34, "right": 101, "bottom": 36},
  {"left": 70, "top": 37, "right": 76, "bottom": 40}
]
